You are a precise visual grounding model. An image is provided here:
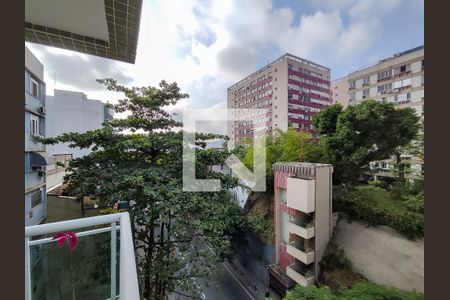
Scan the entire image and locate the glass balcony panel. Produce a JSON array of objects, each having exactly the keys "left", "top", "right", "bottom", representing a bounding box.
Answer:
[{"left": 30, "top": 230, "right": 119, "bottom": 300}]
